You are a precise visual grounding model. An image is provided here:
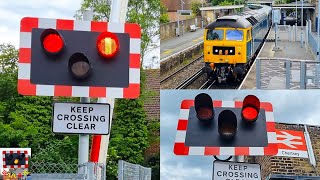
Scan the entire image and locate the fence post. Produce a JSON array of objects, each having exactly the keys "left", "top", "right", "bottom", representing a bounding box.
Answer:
[
  {"left": 118, "top": 160, "right": 124, "bottom": 180},
  {"left": 285, "top": 59, "right": 291, "bottom": 89},
  {"left": 305, "top": 21, "right": 308, "bottom": 51},
  {"left": 256, "top": 58, "right": 261, "bottom": 89},
  {"left": 293, "top": 25, "right": 296, "bottom": 41},
  {"left": 300, "top": 61, "right": 306, "bottom": 89}
]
